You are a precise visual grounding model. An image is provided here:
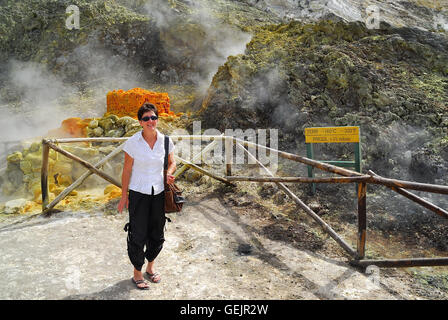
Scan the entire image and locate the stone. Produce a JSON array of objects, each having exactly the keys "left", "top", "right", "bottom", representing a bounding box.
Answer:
[
  {"left": 185, "top": 170, "right": 202, "bottom": 183},
  {"left": 4, "top": 198, "right": 28, "bottom": 214},
  {"left": 105, "top": 114, "right": 119, "bottom": 122},
  {"left": 23, "top": 152, "right": 42, "bottom": 168},
  {"left": 124, "top": 128, "right": 141, "bottom": 137},
  {"left": 86, "top": 127, "right": 95, "bottom": 137},
  {"left": 93, "top": 127, "right": 104, "bottom": 137},
  {"left": 88, "top": 119, "right": 99, "bottom": 129},
  {"left": 308, "top": 201, "right": 322, "bottom": 212},
  {"left": 56, "top": 174, "right": 73, "bottom": 187},
  {"left": 20, "top": 161, "right": 33, "bottom": 174},
  {"left": 98, "top": 118, "right": 116, "bottom": 131},
  {"left": 104, "top": 184, "right": 122, "bottom": 199},
  {"left": 105, "top": 128, "right": 125, "bottom": 137},
  {"left": 28, "top": 141, "right": 41, "bottom": 153},
  {"left": 64, "top": 146, "right": 99, "bottom": 158},
  {"left": 7, "top": 152, "right": 22, "bottom": 163},
  {"left": 51, "top": 186, "right": 77, "bottom": 197},
  {"left": 50, "top": 161, "right": 73, "bottom": 176},
  {"left": 49, "top": 149, "right": 58, "bottom": 160},
  {"left": 125, "top": 122, "right": 141, "bottom": 133},
  {"left": 198, "top": 175, "right": 212, "bottom": 186},
  {"left": 117, "top": 116, "right": 137, "bottom": 128}
]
